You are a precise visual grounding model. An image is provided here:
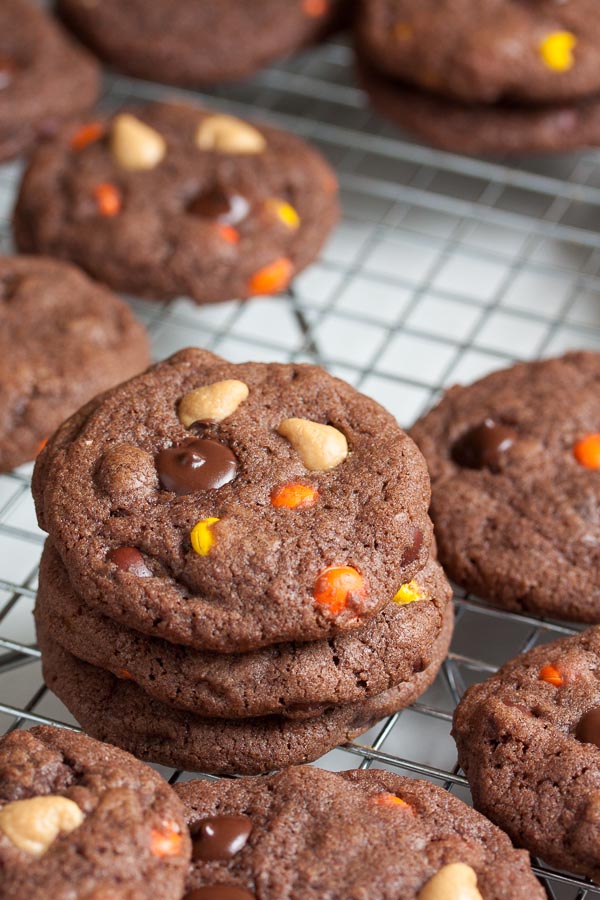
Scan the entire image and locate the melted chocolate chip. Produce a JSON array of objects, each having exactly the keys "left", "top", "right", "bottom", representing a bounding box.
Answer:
[
  {"left": 185, "top": 889, "right": 254, "bottom": 900},
  {"left": 188, "top": 188, "right": 250, "bottom": 225},
  {"left": 192, "top": 815, "right": 252, "bottom": 862},
  {"left": 107, "top": 547, "right": 152, "bottom": 577},
  {"left": 400, "top": 528, "right": 423, "bottom": 567},
  {"left": 451, "top": 419, "right": 517, "bottom": 471},
  {"left": 156, "top": 438, "right": 238, "bottom": 494},
  {"left": 575, "top": 707, "right": 600, "bottom": 749}
]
